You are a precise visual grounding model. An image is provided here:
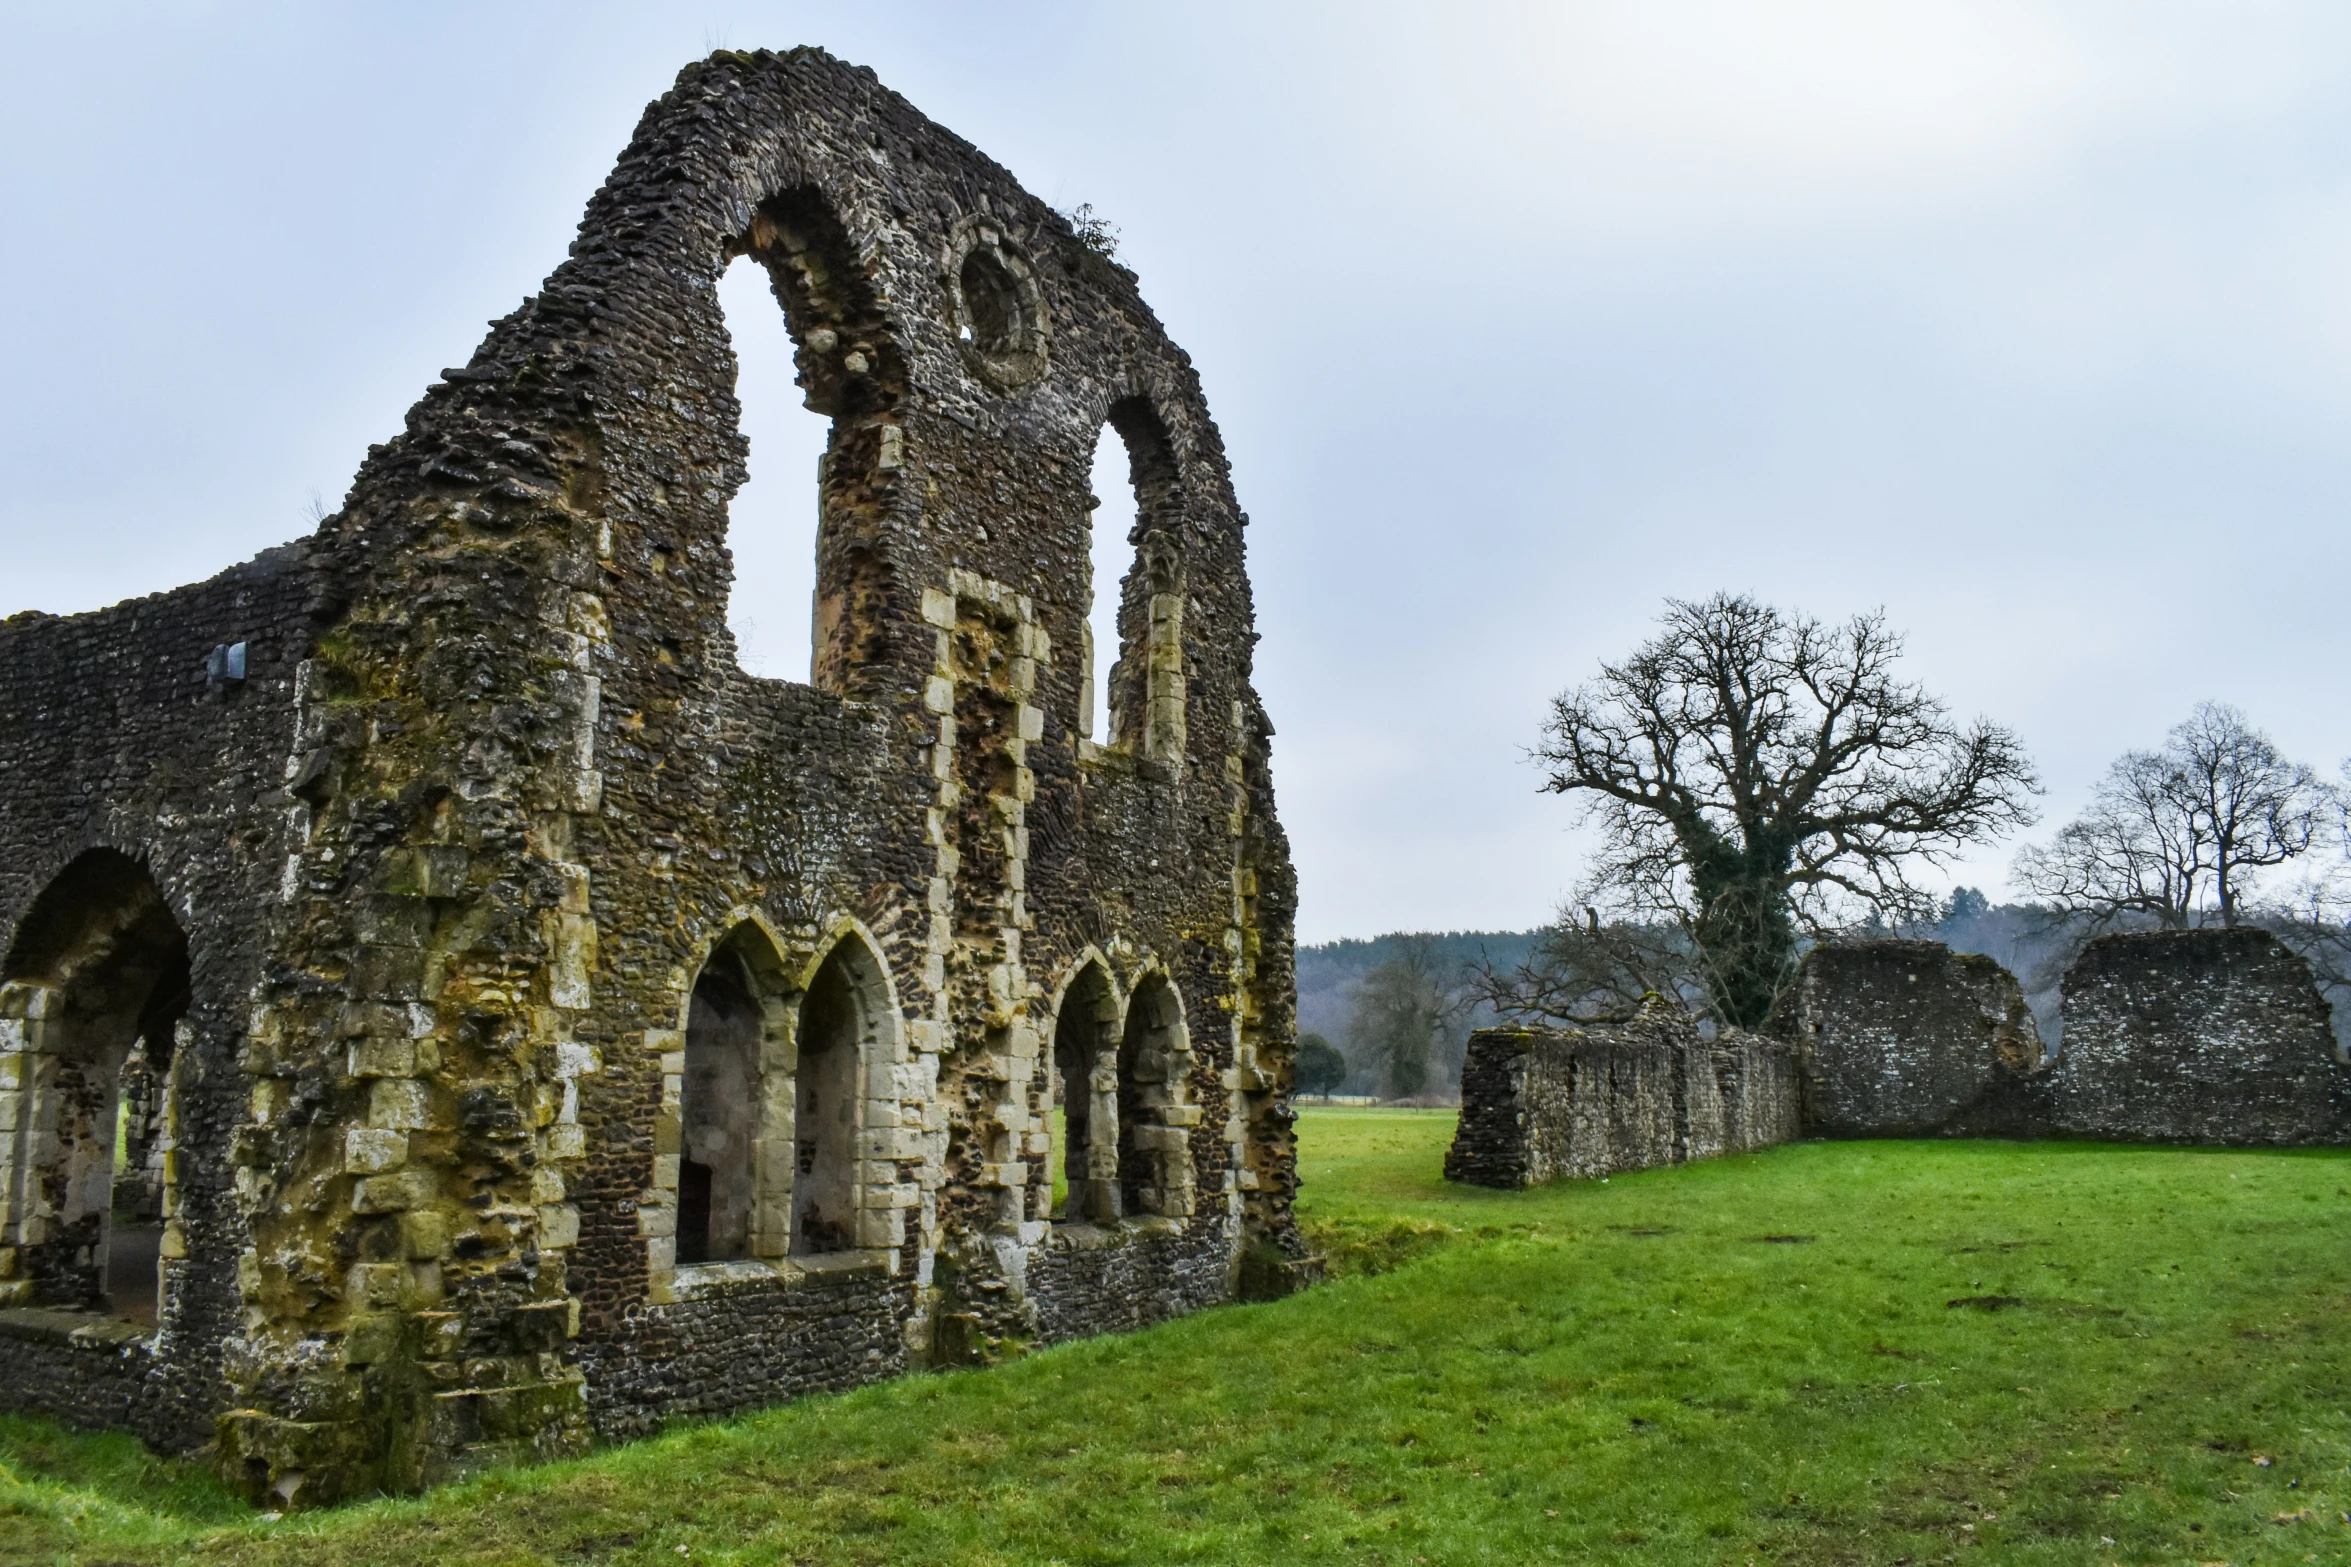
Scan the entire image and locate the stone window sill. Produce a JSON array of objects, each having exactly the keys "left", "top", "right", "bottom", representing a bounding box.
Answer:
[
  {"left": 1045, "top": 1214, "right": 1185, "bottom": 1252},
  {"left": 0, "top": 1306, "right": 154, "bottom": 1350},
  {"left": 662, "top": 1248, "right": 894, "bottom": 1301}
]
